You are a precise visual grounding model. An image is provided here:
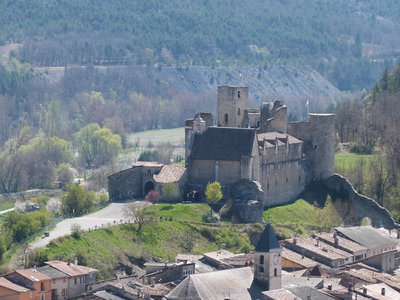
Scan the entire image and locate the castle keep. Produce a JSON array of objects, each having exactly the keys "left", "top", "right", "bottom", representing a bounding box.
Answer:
[
  {"left": 108, "top": 85, "right": 335, "bottom": 208},
  {"left": 185, "top": 85, "right": 335, "bottom": 207}
]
